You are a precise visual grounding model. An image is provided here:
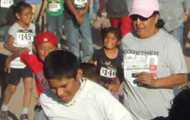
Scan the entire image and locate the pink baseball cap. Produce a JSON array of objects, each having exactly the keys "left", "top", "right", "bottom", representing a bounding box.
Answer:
[
  {"left": 129, "top": 0, "right": 159, "bottom": 18},
  {"left": 35, "top": 32, "right": 58, "bottom": 47}
]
